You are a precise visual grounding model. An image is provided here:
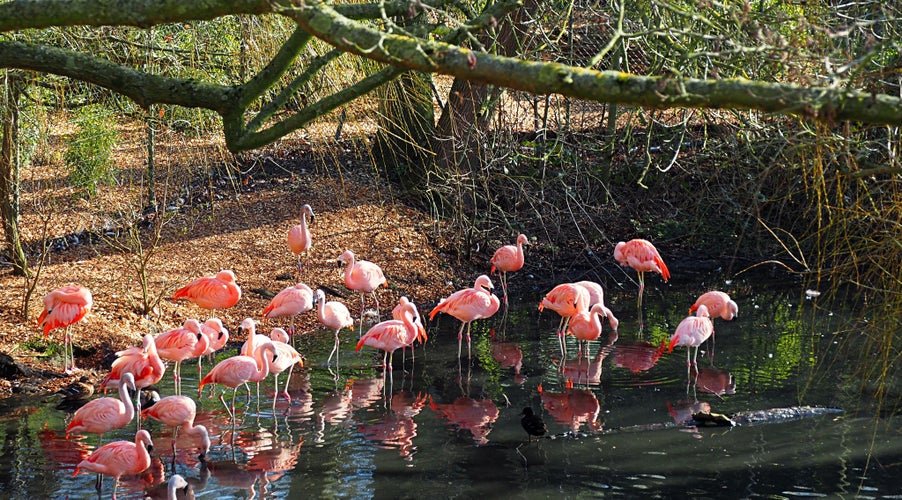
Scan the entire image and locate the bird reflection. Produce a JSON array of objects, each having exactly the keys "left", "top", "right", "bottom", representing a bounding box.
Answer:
[
  {"left": 357, "top": 390, "right": 427, "bottom": 458},
  {"left": 429, "top": 396, "right": 499, "bottom": 446},
  {"left": 350, "top": 376, "right": 386, "bottom": 410},
  {"left": 612, "top": 339, "right": 664, "bottom": 374},
  {"left": 557, "top": 332, "right": 616, "bottom": 386},
  {"left": 38, "top": 422, "right": 90, "bottom": 470},
  {"left": 538, "top": 381, "right": 602, "bottom": 435},
  {"left": 491, "top": 338, "right": 524, "bottom": 384},
  {"left": 694, "top": 366, "right": 735, "bottom": 397},
  {"left": 205, "top": 459, "right": 267, "bottom": 499}
]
